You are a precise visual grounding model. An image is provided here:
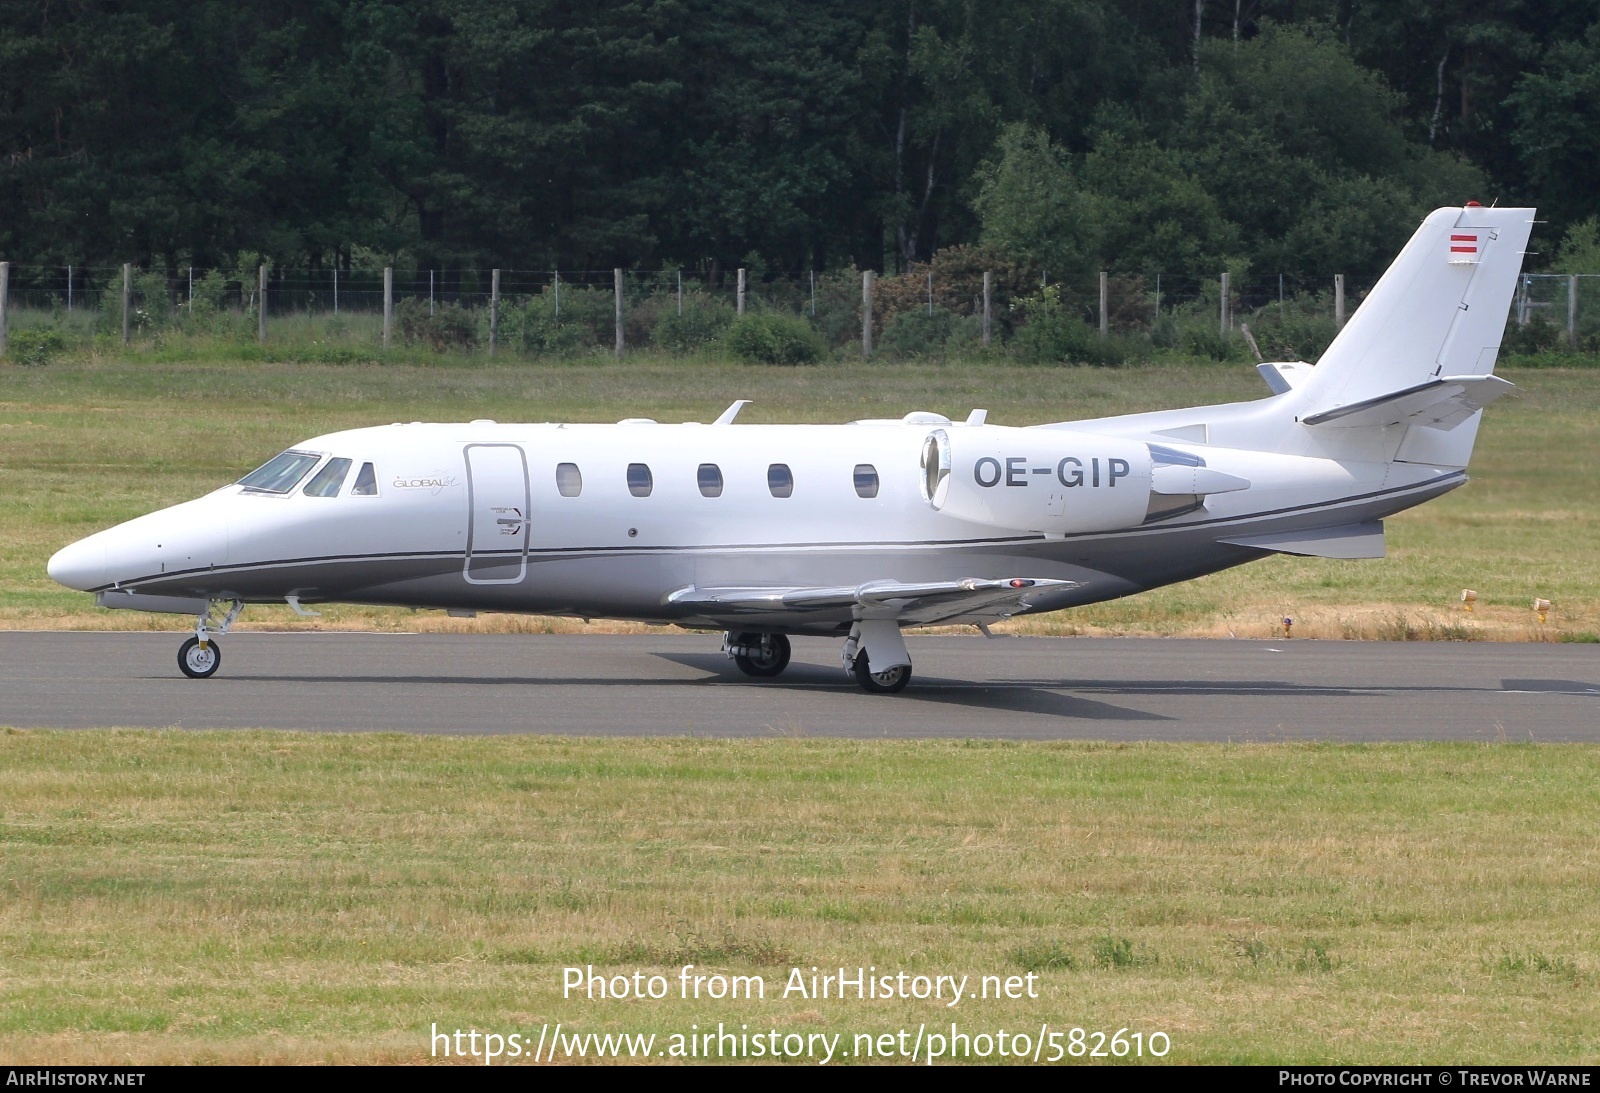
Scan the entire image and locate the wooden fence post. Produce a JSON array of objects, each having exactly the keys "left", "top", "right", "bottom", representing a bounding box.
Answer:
[
  {"left": 382, "top": 267, "right": 392, "bottom": 349},
  {"left": 258, "top": 265, "right": 268, "bottom": 344},
  {"left": 1099, "top": 271, "right": 1109, "bottom": 337},
  {"left": 122, "top": 263, "right": 132, "bottom": 345},
  {"left": 614, "top": 268, "right": 624, "bottom": 358},
  {"left": 1335, "top": 274, "right": 1346, "bottom": 329},
  {"left": 1570, "top": 275, "right": 1579, "bottom": 349},
  {"left": 737, "top": 268, "right": 746, "bottom": 316},
  {"left": 490, "top": 268, "right": 500, "bottom": 357},
  {"left": 1219, "top": 271, "right": 1230, "bottom": 335},
  {"left": 981, "top": 271, "right": 992, "bottom": 348},
  {"left": 862, "top": 270, "right": 875, "bottom": 358}
]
